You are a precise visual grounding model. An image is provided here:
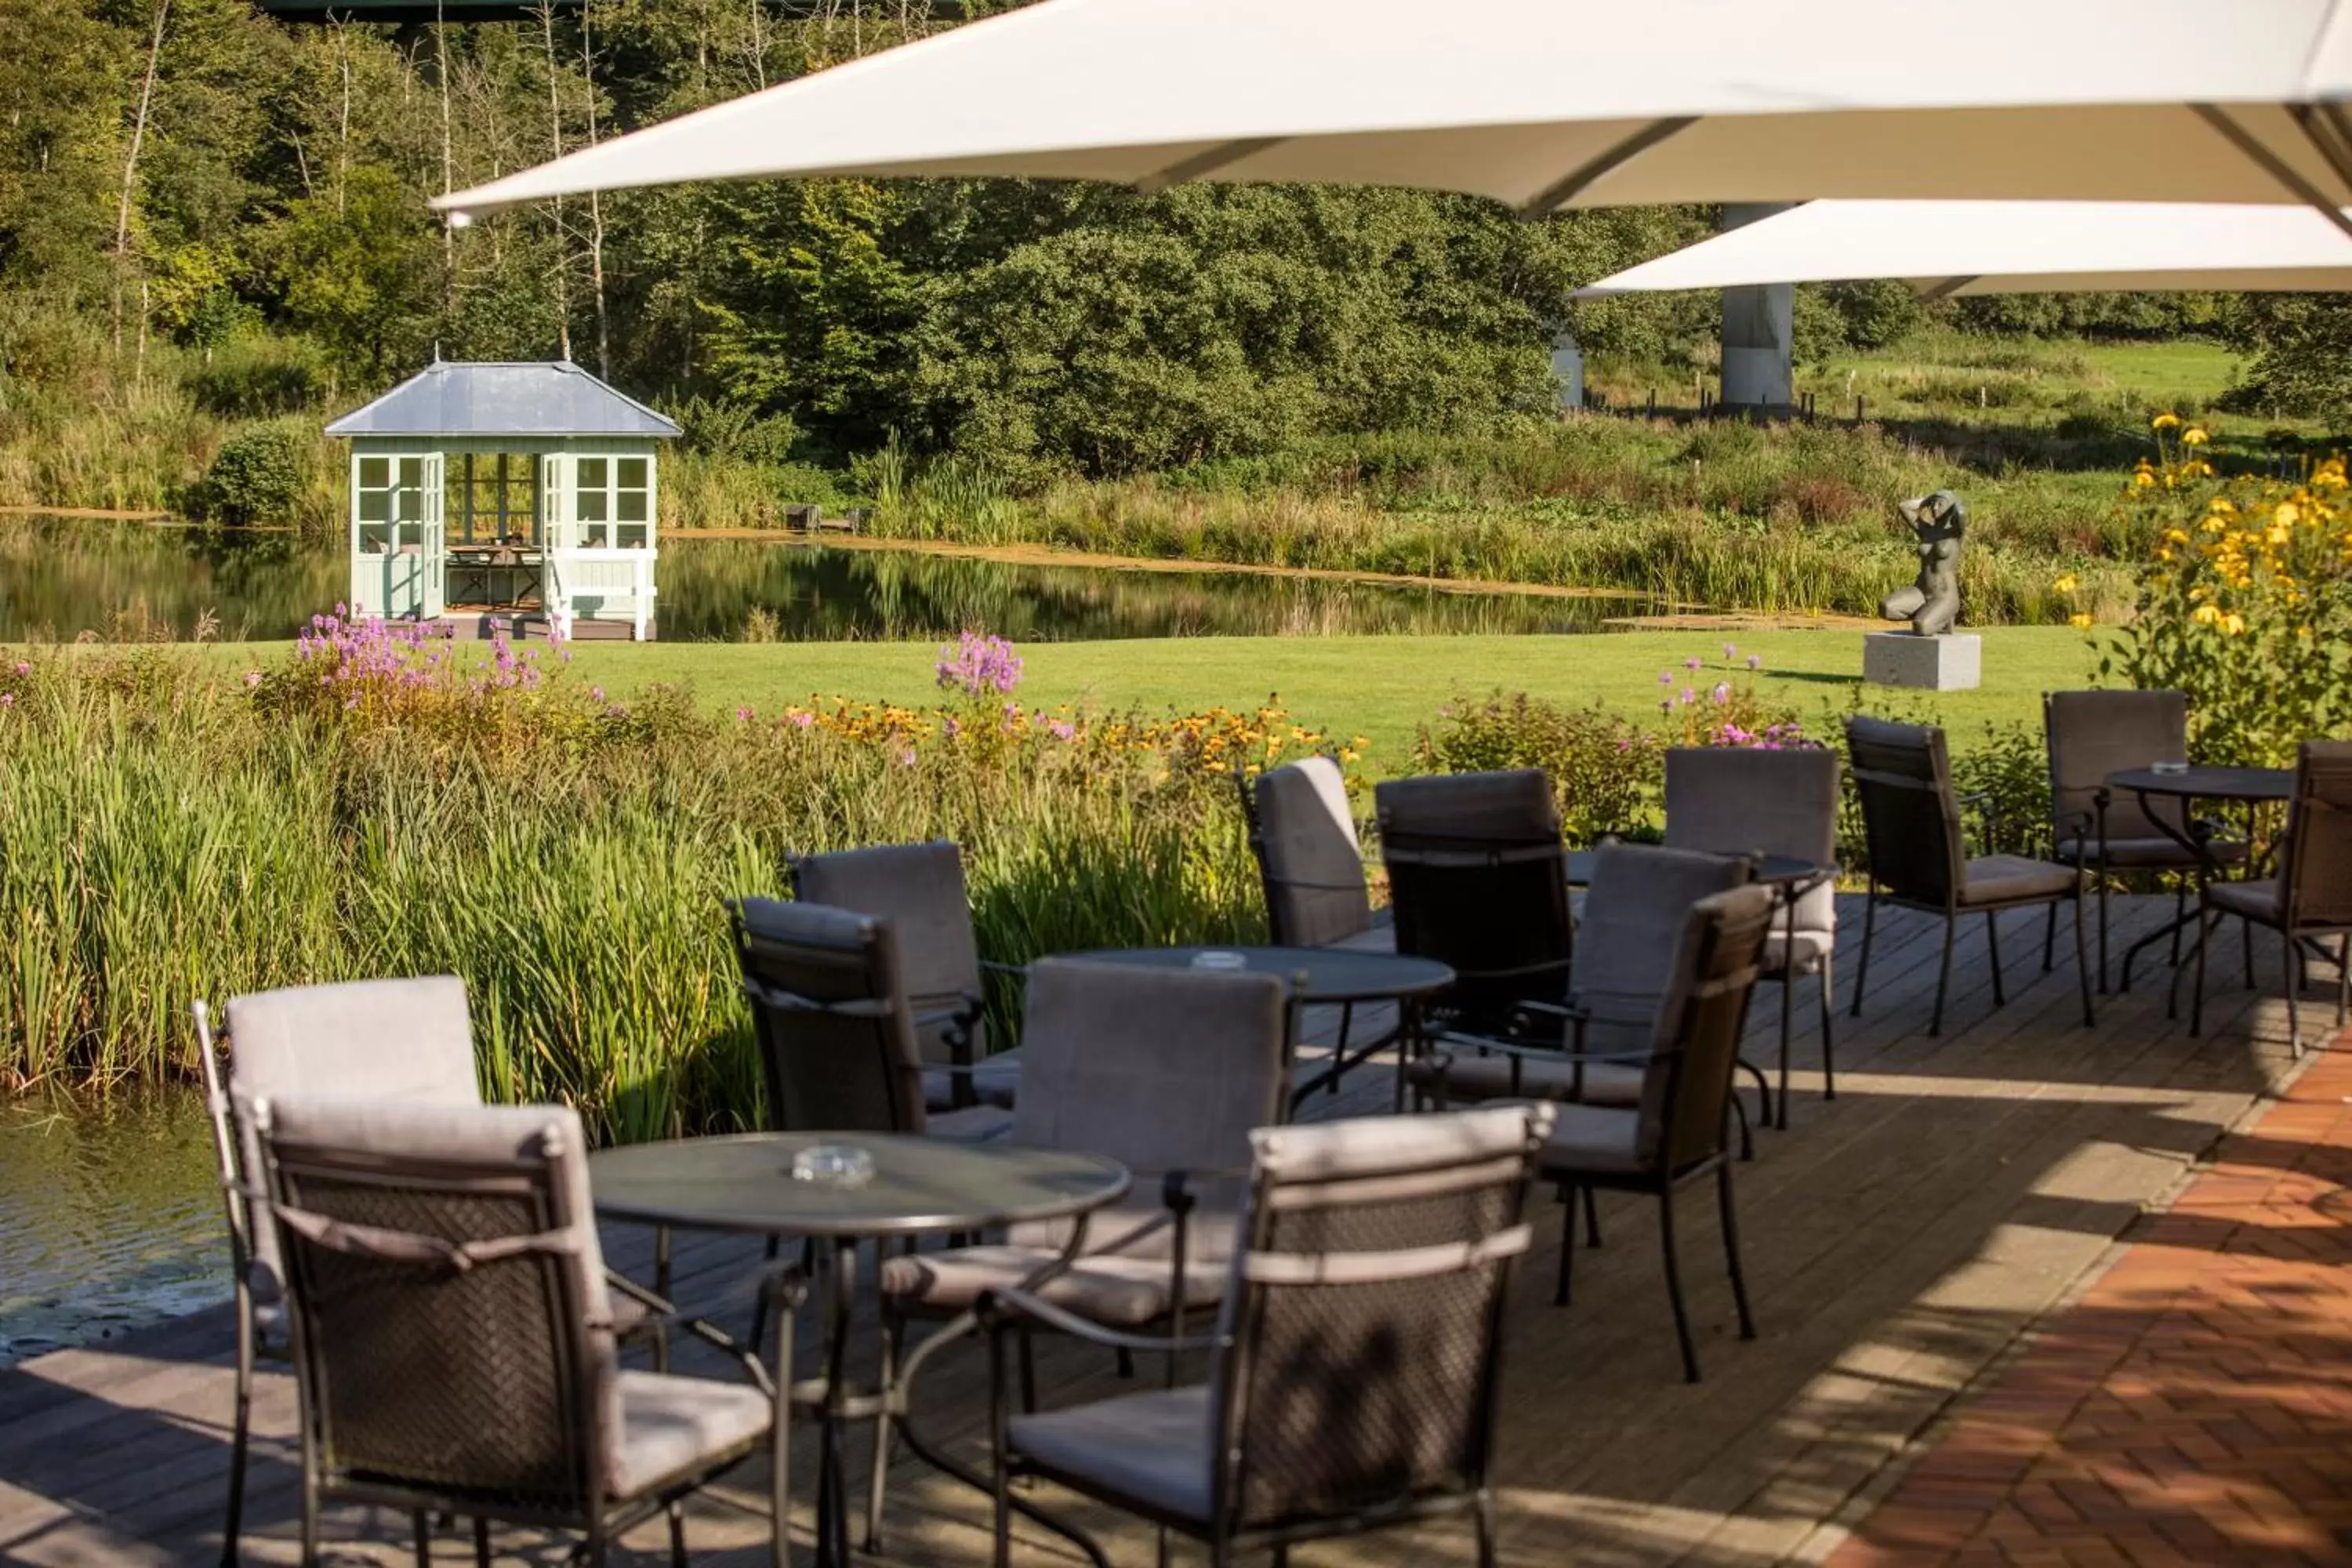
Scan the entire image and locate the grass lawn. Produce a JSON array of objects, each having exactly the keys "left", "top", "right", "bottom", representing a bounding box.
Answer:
[{"left": 547, "top": 625, "right": 2096, "bottom": 772}]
